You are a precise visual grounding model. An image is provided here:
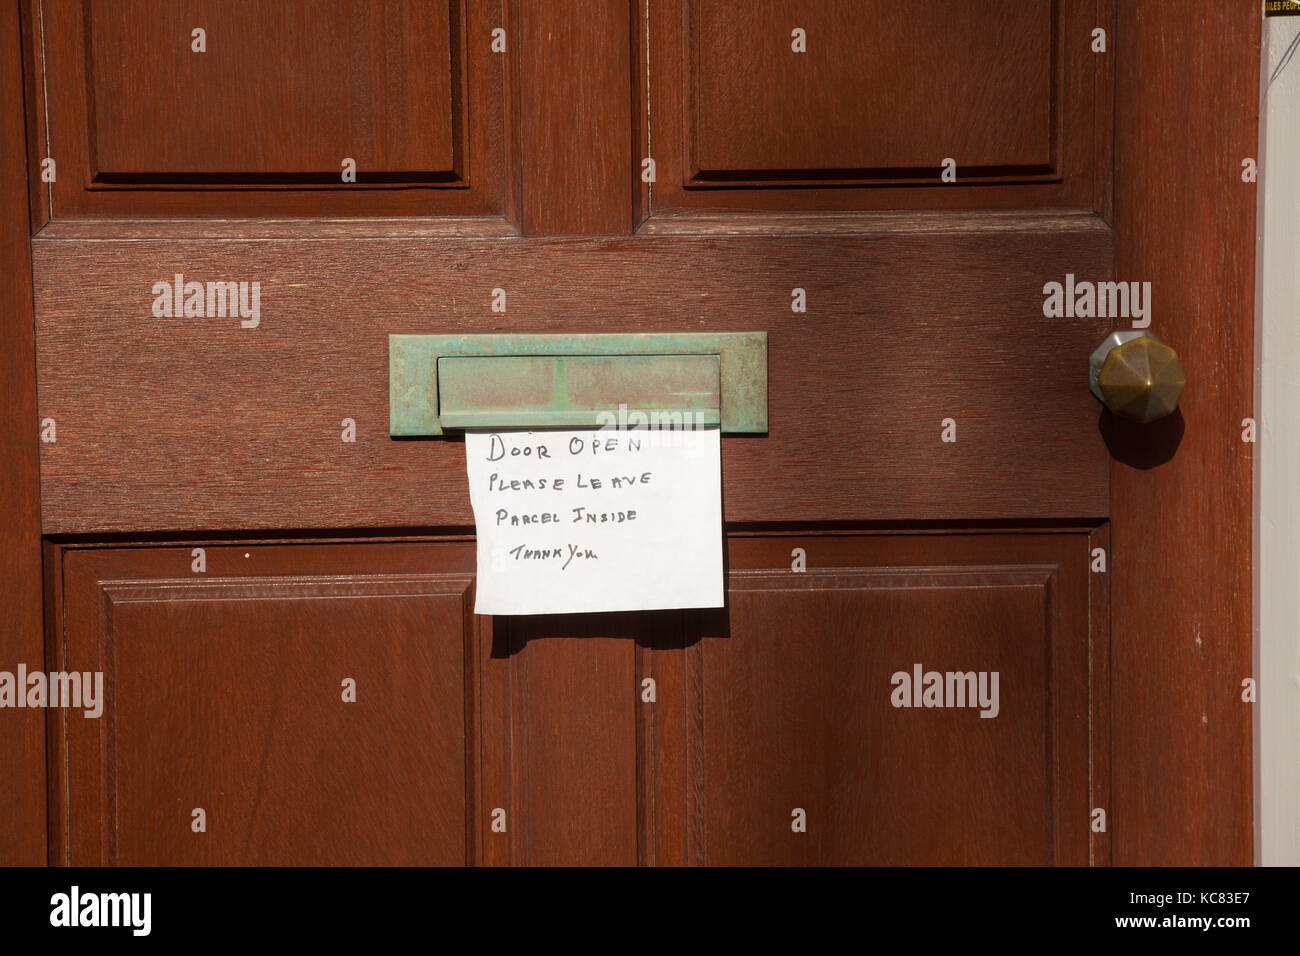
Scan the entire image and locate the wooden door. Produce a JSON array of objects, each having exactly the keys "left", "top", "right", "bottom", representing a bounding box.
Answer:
[{"left": 0, "top": 1, "right": 1257, "bottom": 866}]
